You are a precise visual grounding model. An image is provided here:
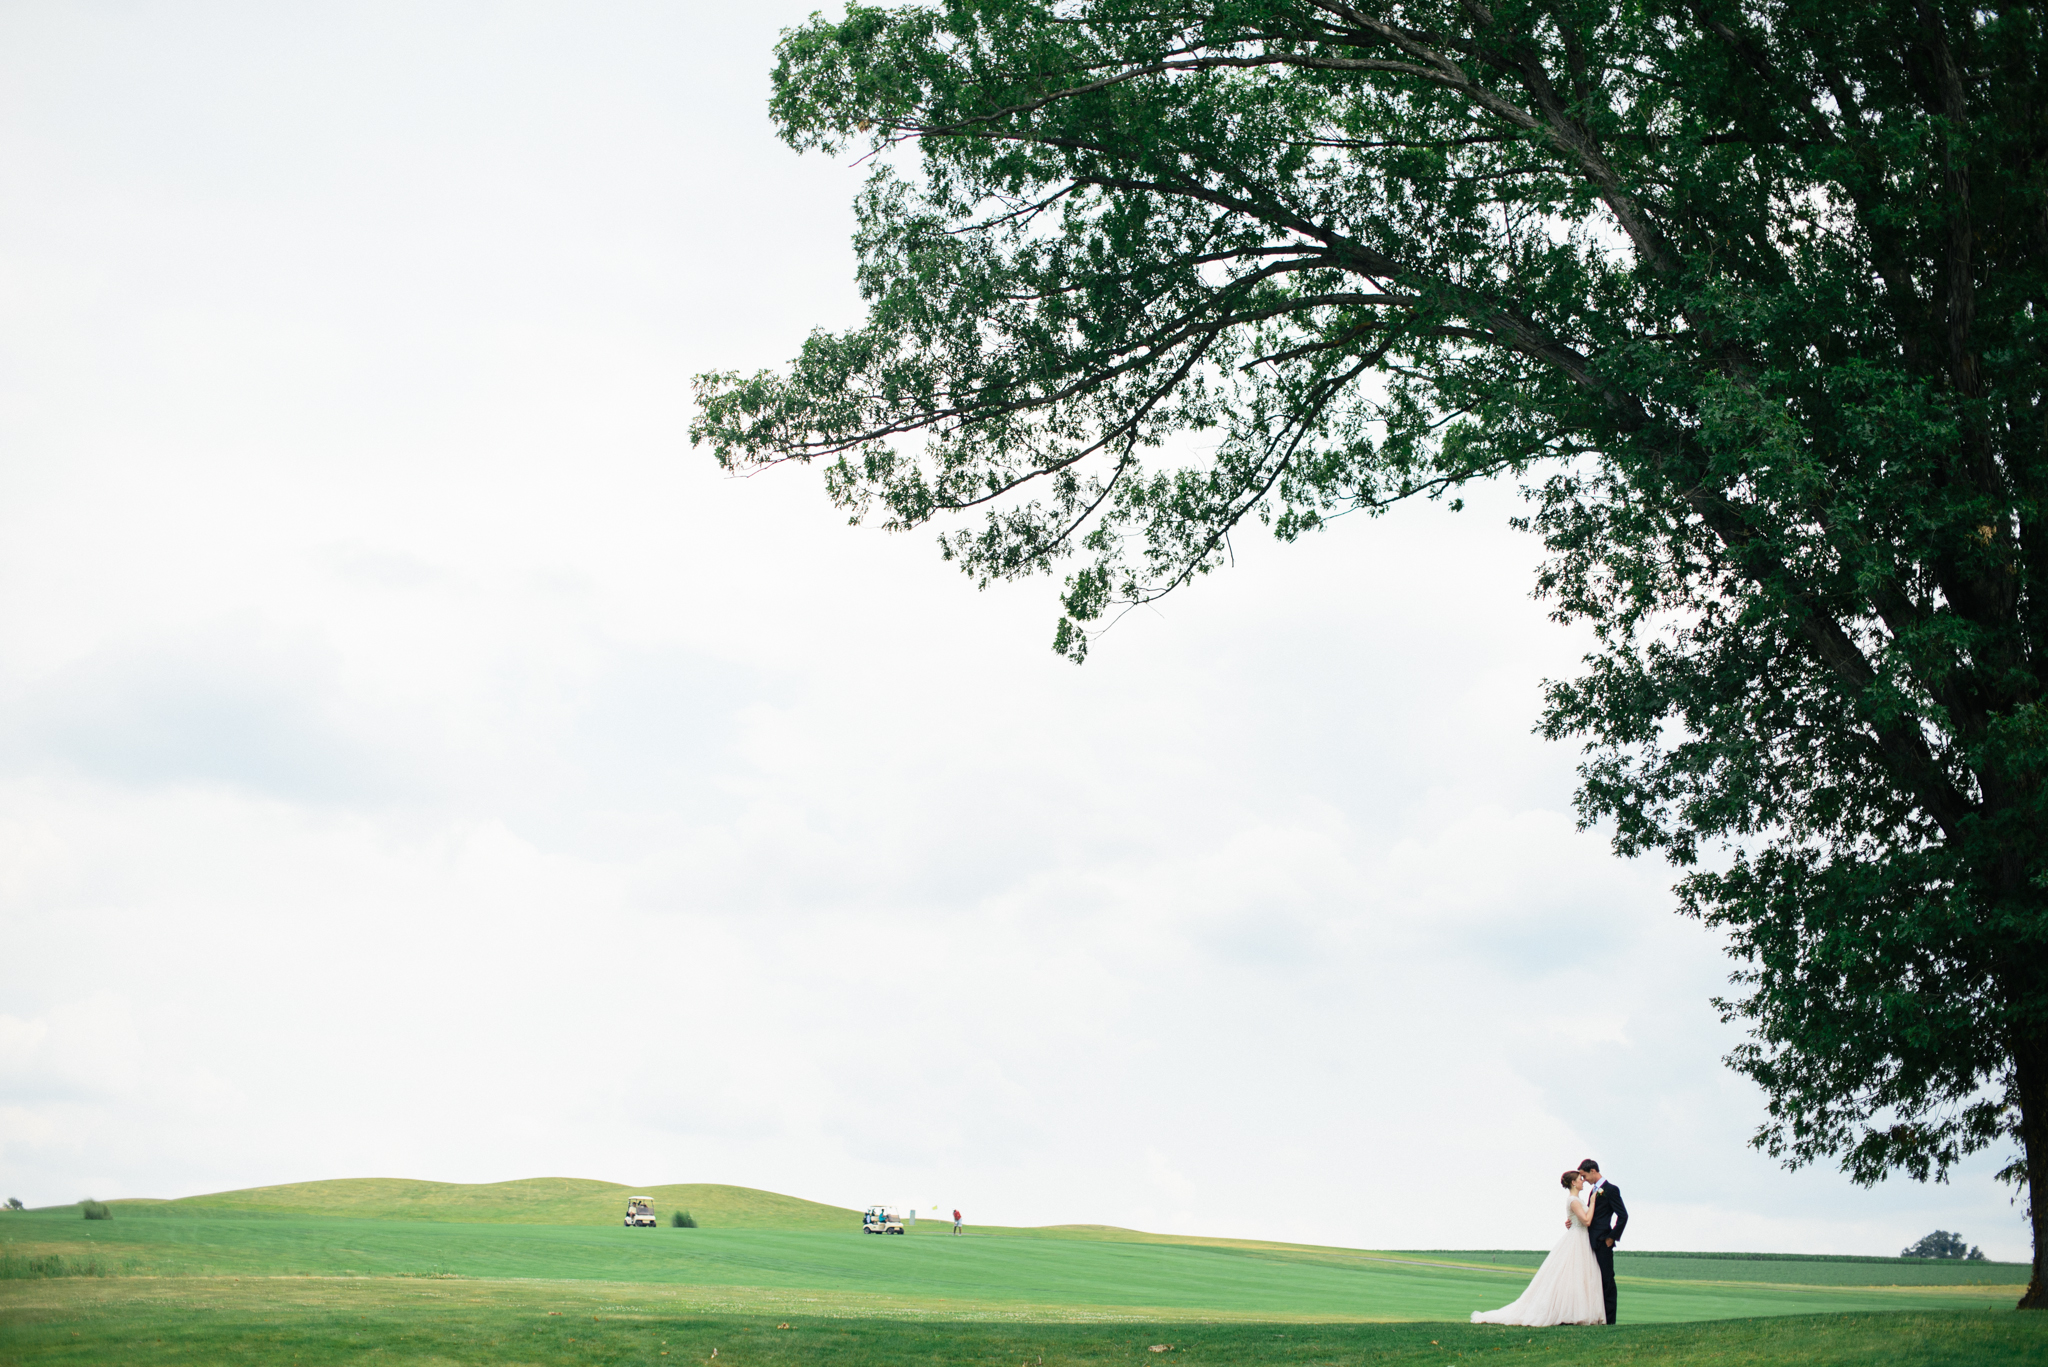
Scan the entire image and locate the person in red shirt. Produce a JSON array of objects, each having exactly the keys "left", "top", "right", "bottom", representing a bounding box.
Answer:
[{"left": 951, "top": 1209, "right": 962, "bottom": 1235}]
